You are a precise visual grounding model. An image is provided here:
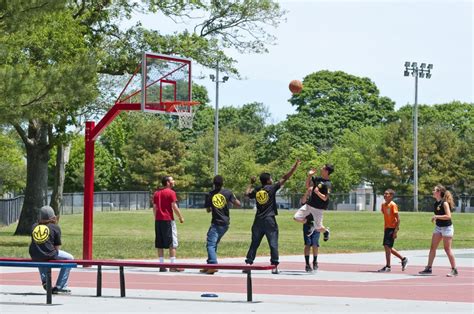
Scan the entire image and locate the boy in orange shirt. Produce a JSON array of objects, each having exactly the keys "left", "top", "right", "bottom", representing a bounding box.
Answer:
[{"left": 378, "top": 189, "right": 408, "bottom": 272}]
